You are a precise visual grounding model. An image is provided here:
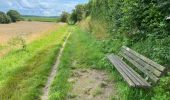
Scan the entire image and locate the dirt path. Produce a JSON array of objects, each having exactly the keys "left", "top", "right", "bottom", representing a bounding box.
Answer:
[
  {"left": 41, "top": 32, "right": 72, "bottom": 100},
  {"left": 67, "top": 69, "right": 117, "bottom": 100}
]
